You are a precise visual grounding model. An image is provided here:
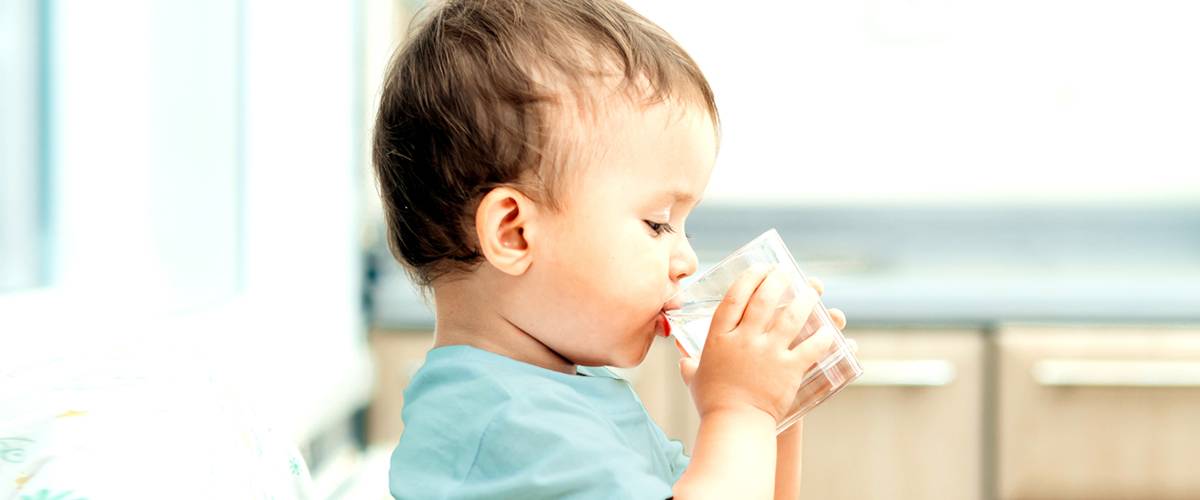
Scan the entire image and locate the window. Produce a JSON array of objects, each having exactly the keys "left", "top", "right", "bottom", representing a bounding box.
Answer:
[
  {"left": 0, "top": 0, "right": 44, "bottom": 292},
  {"left": 5, "top": 1, "right": 372, "bottom": 448}
]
